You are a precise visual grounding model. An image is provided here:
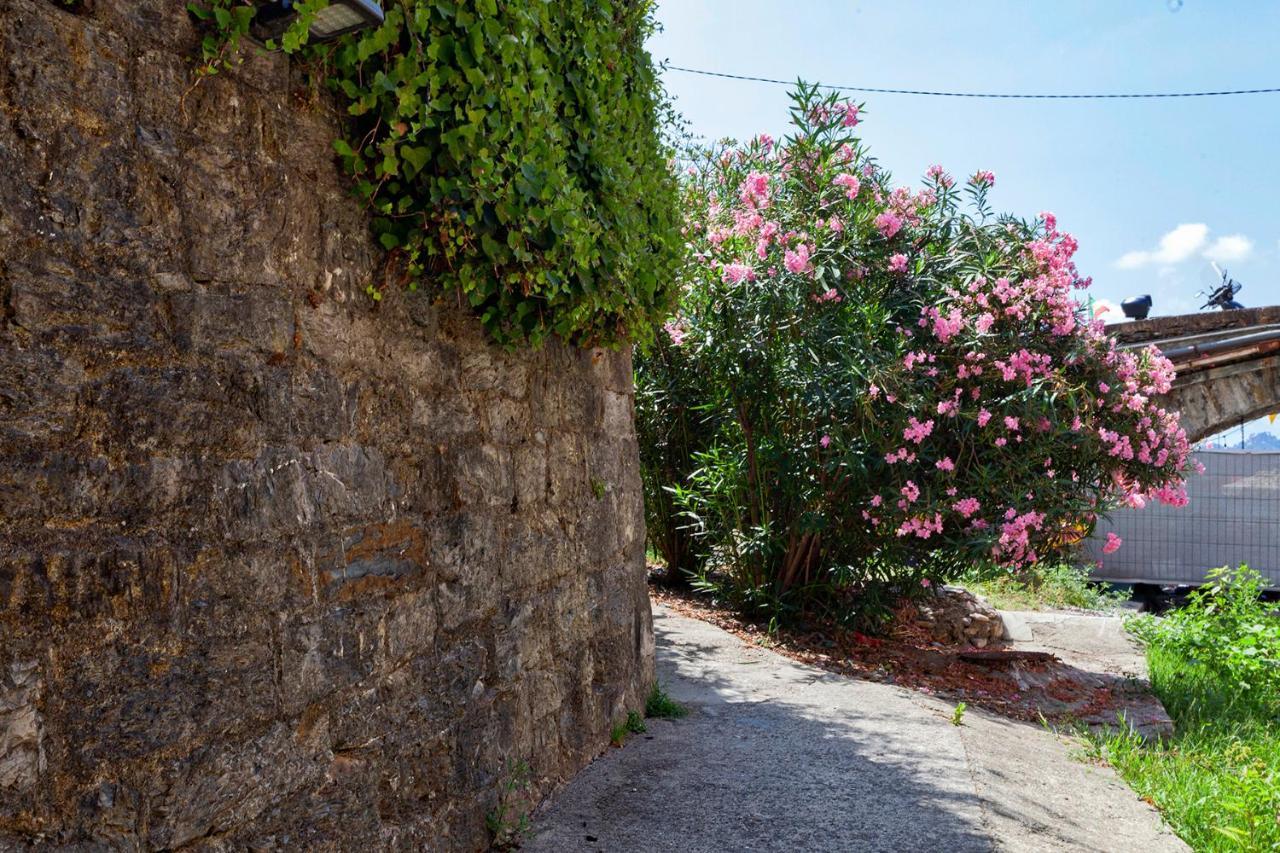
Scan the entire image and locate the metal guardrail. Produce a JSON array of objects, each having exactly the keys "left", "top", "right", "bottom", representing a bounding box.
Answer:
[{"left": 1083, "top": 450, "right": 1280, "bottom": 589}]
